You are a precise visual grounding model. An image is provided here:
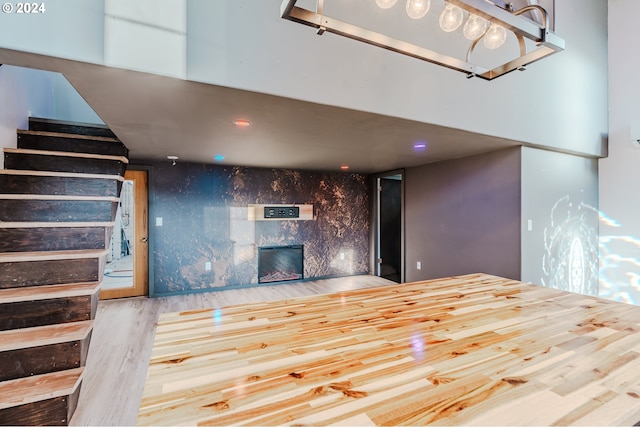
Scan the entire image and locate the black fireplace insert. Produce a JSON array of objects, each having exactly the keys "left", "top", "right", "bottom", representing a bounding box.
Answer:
[{"left": 258, "top": 245, "right": 304, "bottom": 283}]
